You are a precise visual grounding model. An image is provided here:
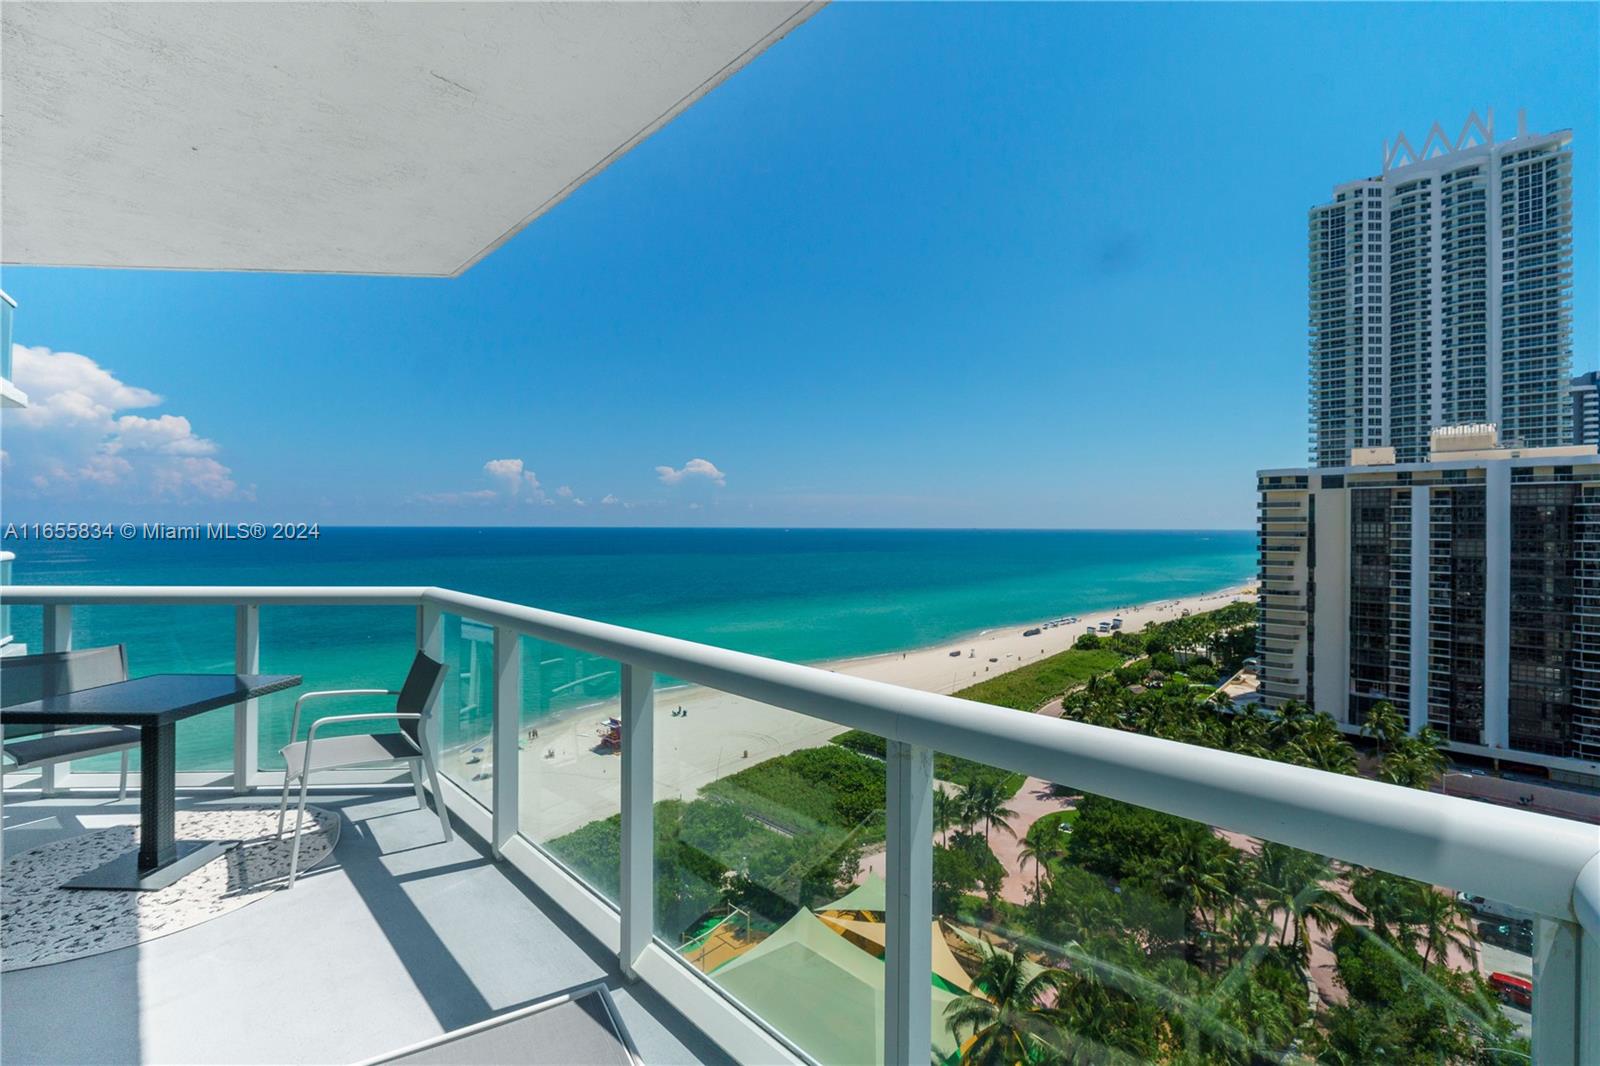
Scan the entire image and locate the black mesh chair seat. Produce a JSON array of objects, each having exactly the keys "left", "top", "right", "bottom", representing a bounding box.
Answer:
[
  {"left": 1, "top": 646, "right": 136, "bottom": 797},
  {"left": 276, "top": 651, "right": 451, "bottom": 885},
  {"left": 4, "top": 725, "right": 139, "bottom": 769}
]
